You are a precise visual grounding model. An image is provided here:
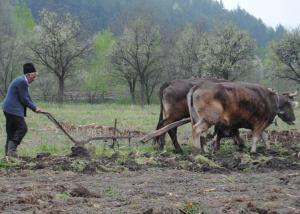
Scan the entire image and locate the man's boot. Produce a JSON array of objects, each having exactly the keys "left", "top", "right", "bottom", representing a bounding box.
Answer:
[{"left": 7, "top": 141, "right": 18, "bottom": 157}]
